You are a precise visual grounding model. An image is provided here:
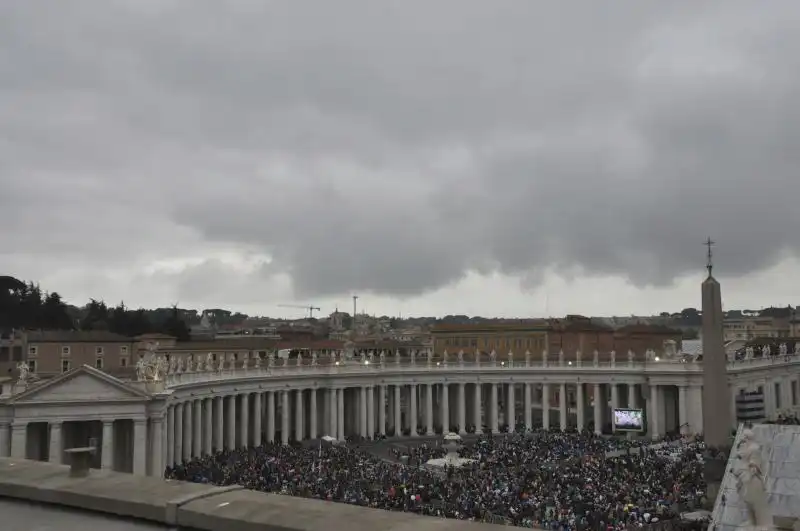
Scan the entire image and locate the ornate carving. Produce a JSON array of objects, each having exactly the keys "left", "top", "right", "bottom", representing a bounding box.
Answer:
[
  {"left": 734, "top": 429, "right": 773, "bottom": 530},
  {"left": 135, "top": 344, "right": 167, "bottom": 382}
]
